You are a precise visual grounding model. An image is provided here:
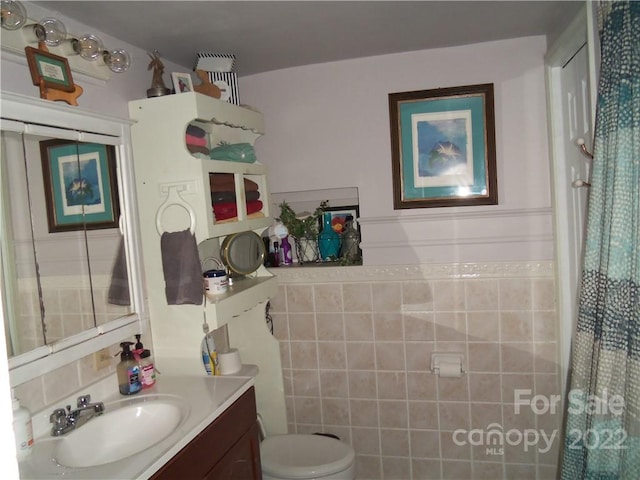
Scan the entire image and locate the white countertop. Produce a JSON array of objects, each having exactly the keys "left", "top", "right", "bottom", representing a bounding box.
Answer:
[{"left": 18, "top": 369, "right": 256, "bottom": 479}]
